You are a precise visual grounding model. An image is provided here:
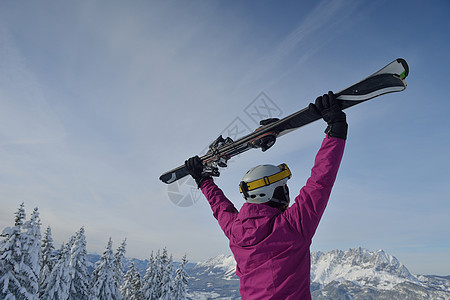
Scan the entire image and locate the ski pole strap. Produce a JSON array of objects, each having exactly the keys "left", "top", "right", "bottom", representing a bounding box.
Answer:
[{"left": 239, "top": 163, "right": 292, "bottom": 193}]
